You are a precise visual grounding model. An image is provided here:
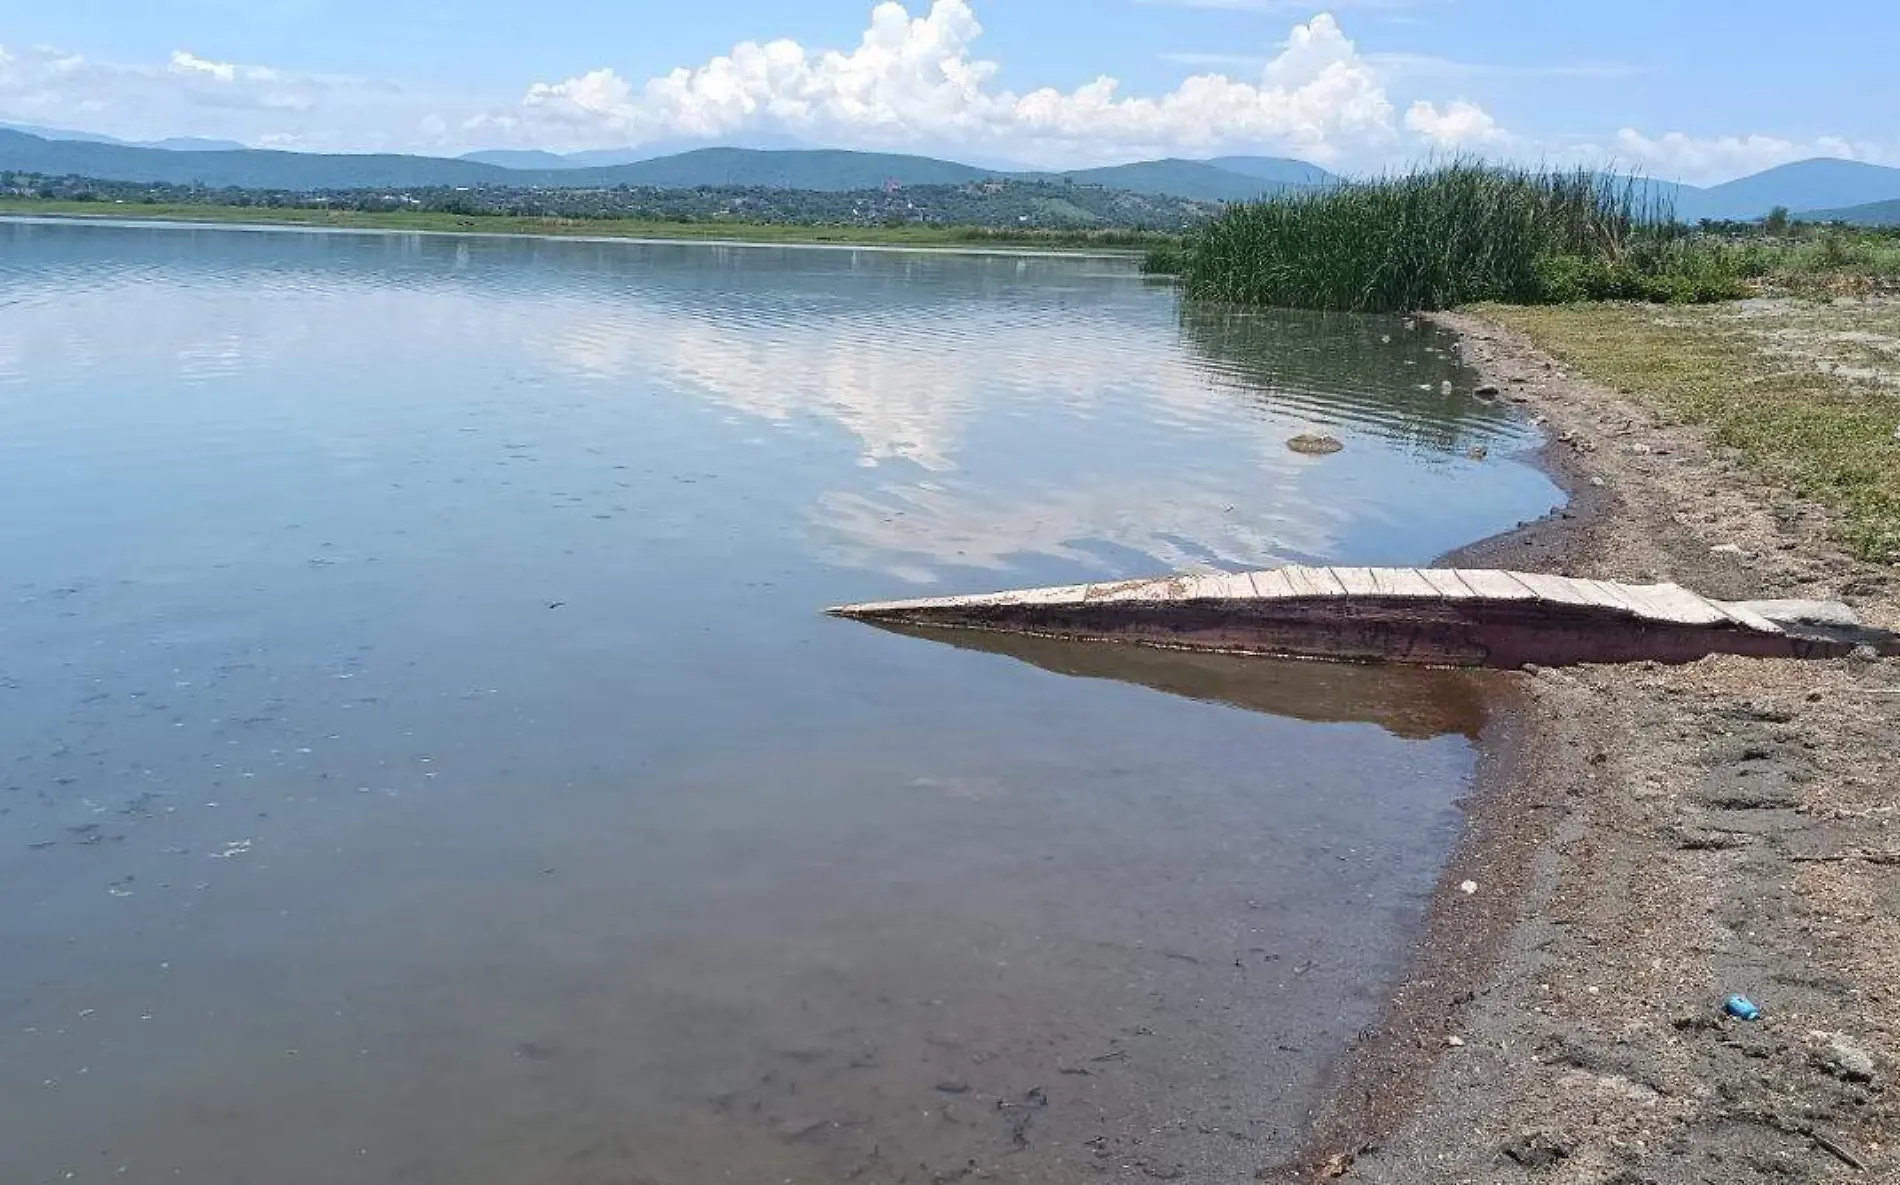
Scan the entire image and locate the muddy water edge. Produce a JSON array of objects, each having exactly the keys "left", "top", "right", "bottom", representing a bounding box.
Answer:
[{"left": 1282, "top": 310, "right": 1900, "bottom": 1184}]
